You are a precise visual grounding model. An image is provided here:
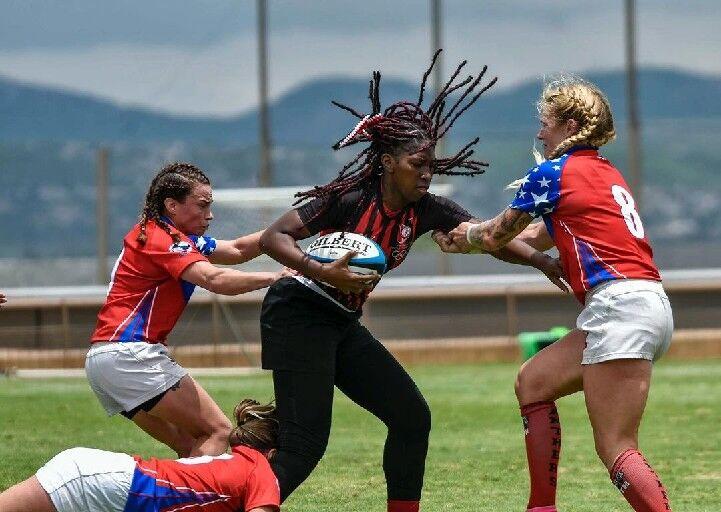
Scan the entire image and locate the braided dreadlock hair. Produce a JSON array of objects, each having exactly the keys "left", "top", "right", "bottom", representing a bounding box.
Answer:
[
  {"left": 294, "top": 49, "right": 497, "bottom": 213},
  {"left": 229, "top": 399, "right": 279, "bottom": 452},
  {"left": 137, "top": 162, "right": 211, "bottom": 245}
]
